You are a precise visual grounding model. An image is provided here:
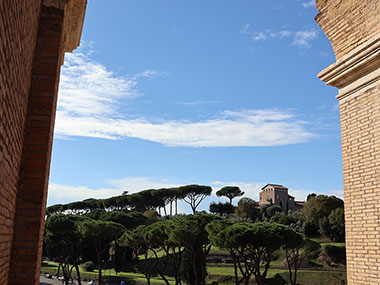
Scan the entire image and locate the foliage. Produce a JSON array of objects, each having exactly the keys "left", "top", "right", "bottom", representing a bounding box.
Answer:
[
  {"left": 82, "top": 261, "right": 96, "bottom": 272},
  {"left": 324, "top": 244, "right": 346, "bottom": 264},
  {"left": 282, "top": 231, "right": 321, "bottom": 285},
  {"left": 302, "top": 195, "right": 345, "bottom": 241},
  {"left": 302, "top": 221, "right": 319, "bottom": 237},
  {"left": 101, "top": 210, "right": 147, "bottom": 230},
  {"left": 167, "top": 214, "right": 219, "bottom": 284},
  {"left": 178, "top": 185, "right": 212, "bottom": 214},
  {"left": 307, "top": 193, "right": 317, "bottom": 201},
  {"left": 302, "top": 195, "right": 343, "bottom": 228},
  {"left": 46, "top": 204, "right": 64, "bottom": 216},
  {"left": 143, "top": 209, "right": 160, "bottom": 224},
  {"left": 270, "top": 213, "right": 297, "bottom": 226},
  {"left": 77, "top": 220, "right": 125, "bottom": 284},
  {"left": 209, "top": 202, "right": 235, "bottom": 215},
  {"left": 262, "top": 205, "right": 283, "bottom": 219},
  {"left": 209, "top": 222, "right": 291, "bottom": 285},
  {"left": 235, "top": 197, "right": 259, "bottom": 220},
  {"left": 216, "top": 186, "right": 244, "bottom": 204},
  {"left": 44, "top": 214, "right": 87, "bottom": 284},
  {"left": 328, "top": 208, "right": 345, "bottom": 242}
]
